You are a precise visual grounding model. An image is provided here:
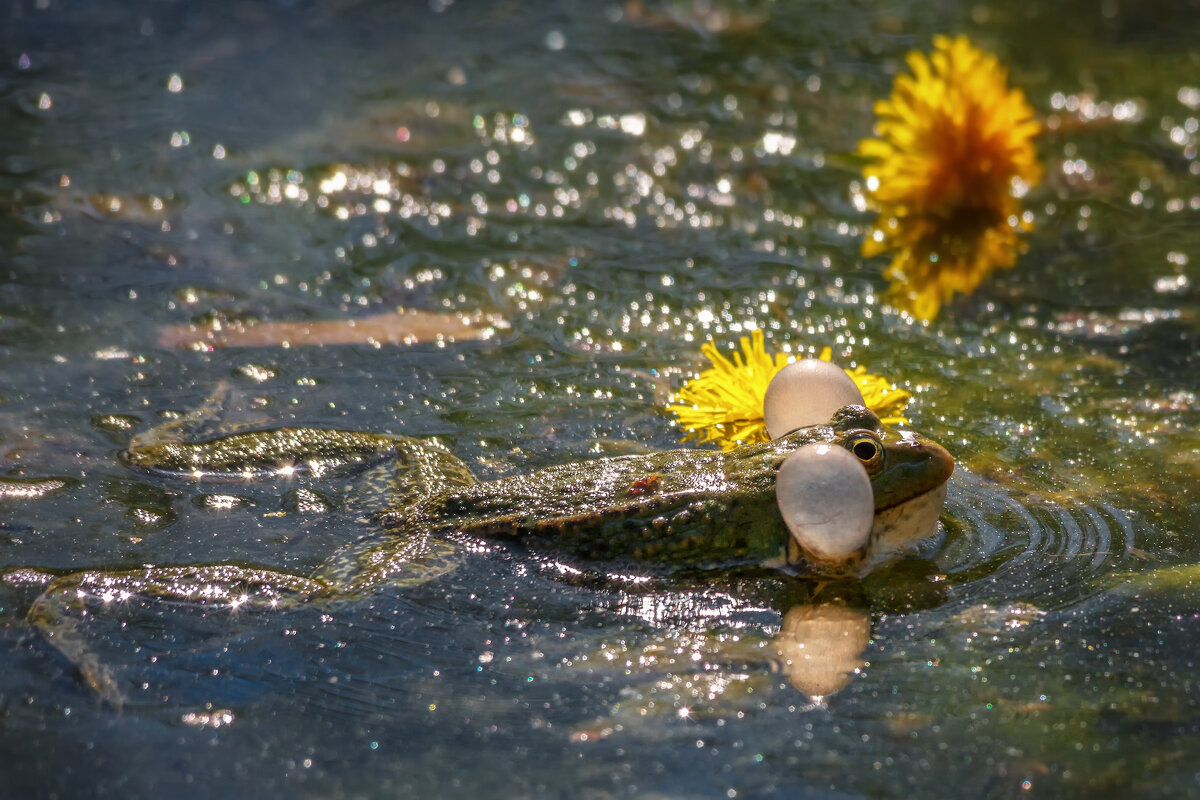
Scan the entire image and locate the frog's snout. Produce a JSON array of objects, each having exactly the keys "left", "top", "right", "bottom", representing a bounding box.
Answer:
[
  {"left": 932, "top": 439, "right": 955, "bottom": 482},
  {"left": 914, "top": 434, "right": 955, "bottom": 485},
  {"left": 871, "top": 430, "right": 954, "bottom": 511}
]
